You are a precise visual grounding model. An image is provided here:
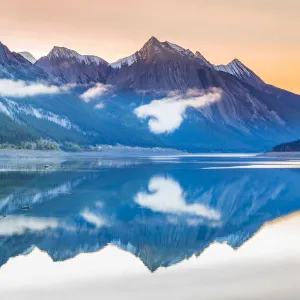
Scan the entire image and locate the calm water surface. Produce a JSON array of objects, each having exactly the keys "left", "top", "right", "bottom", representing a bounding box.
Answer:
[{"left": 0, "top": 154, "right": 300, "bottom": 271}]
